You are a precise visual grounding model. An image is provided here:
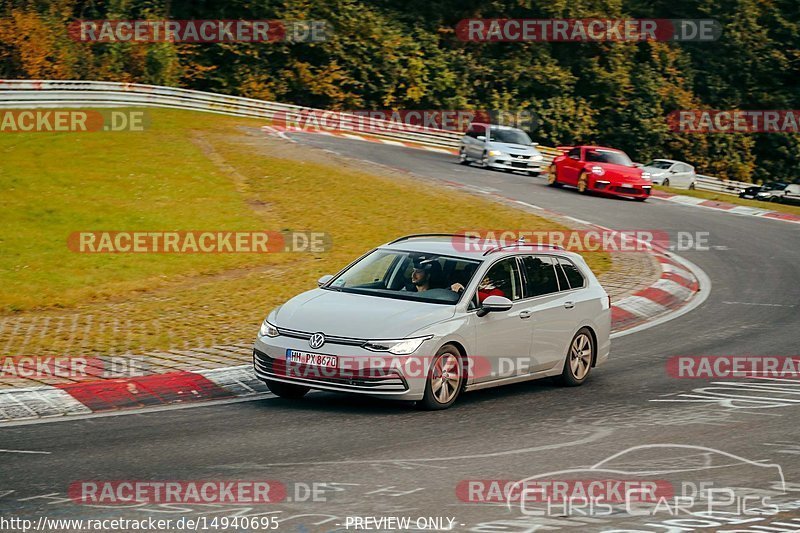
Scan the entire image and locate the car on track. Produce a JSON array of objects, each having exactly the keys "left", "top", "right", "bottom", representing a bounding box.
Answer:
[
  {"left": 548, "top": 145, "right": 652, "bottom": 201},
  {"left": 253, "top": 234, "right": 611, "bottom": 410},
  {"left": 754, "top": 181, "right": 799, "bottom": 203},
  {"left": 739, "top": 185, "right": 764, "bottom": 199},
  {"left": 640, "top": 159, "right": 697, "bottom": 189},
  {"left": 459, "top": 123, "right": 545, "bottom": 176}
]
